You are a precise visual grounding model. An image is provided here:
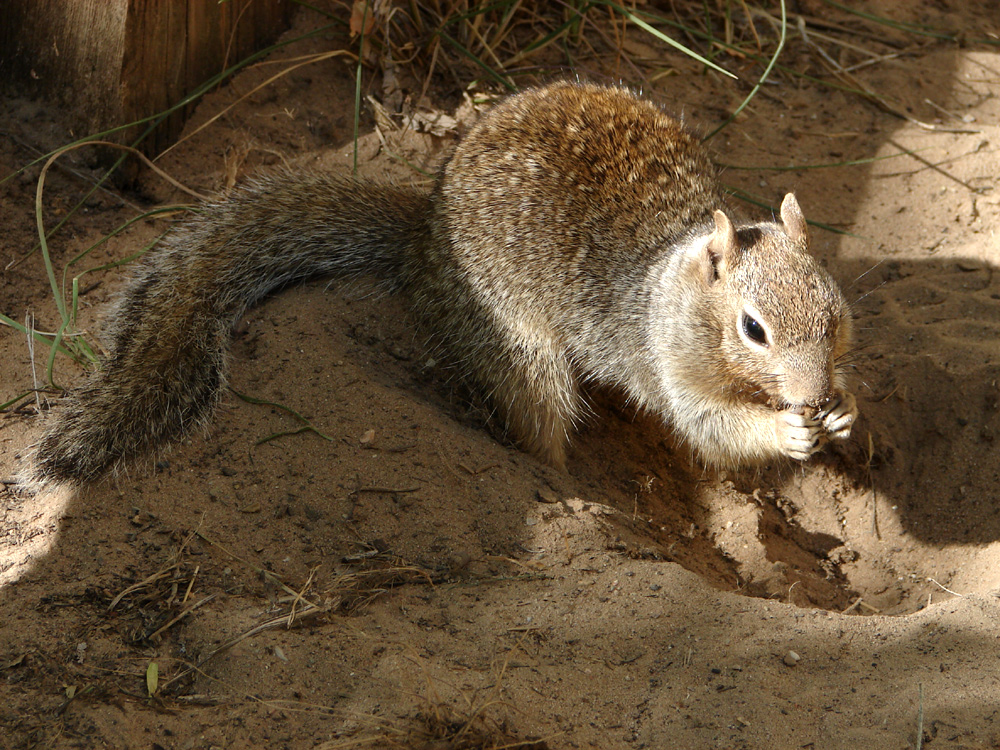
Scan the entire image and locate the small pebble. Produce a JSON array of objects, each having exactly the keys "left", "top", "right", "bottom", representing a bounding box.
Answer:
[
  {"left": 783, "top": 650, "right": 801, "bottom": 667},
  {"left": 536, "top": 488, "right": 559, "bottom": 504}
]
